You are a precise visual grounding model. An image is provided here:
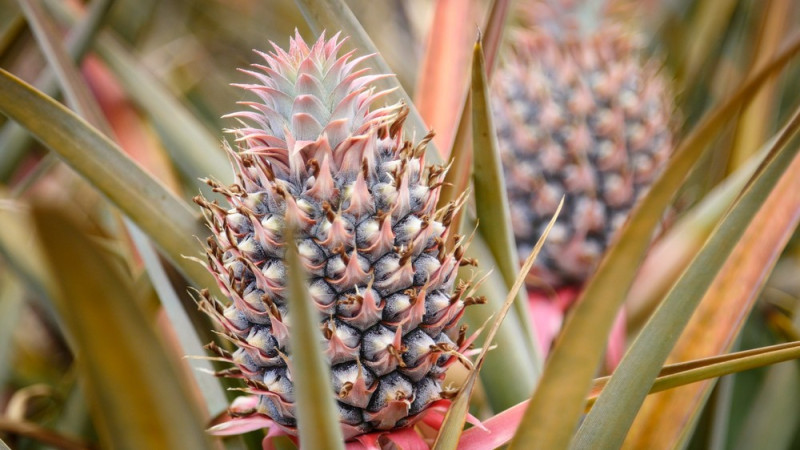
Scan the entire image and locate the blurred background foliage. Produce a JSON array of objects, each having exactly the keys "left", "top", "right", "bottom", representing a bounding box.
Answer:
[{"left": 1, "top": 0, "right": 800, "bottom": 449}]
